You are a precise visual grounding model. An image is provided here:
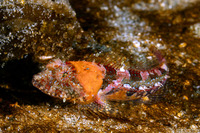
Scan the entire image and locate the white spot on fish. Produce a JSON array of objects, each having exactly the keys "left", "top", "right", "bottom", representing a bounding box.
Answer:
[
  {"left": 123, "top": 84, "right": 132, "bottom": 89},
  {"left": 119, "top": 66, "right": 125, "bottom": 72},
  {"left": 139, "top": 85, "right": 148, "bottom": 90},
  {"left": 155, "top": 82, "right": 162, "bottom": 87},
  {"left": 161, "top": 63, "right": 169, "bottom": 71}
]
